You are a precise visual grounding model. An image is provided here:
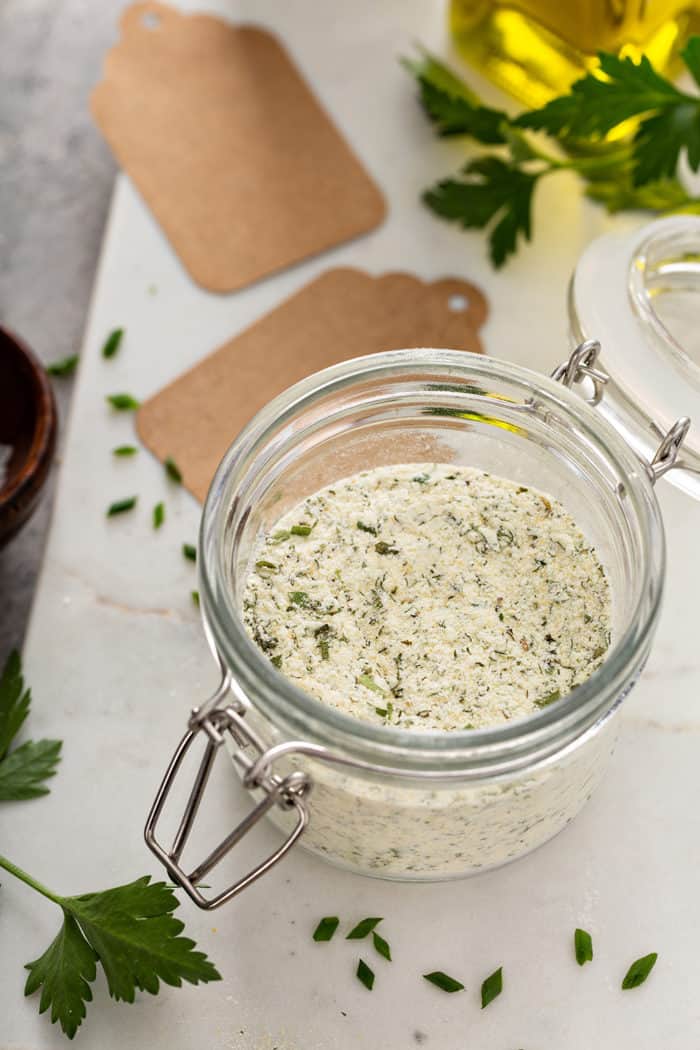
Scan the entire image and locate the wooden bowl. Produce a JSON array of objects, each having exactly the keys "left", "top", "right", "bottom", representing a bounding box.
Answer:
[{"left": 0, "top": 327, "right": 58, "bottom": 547}]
